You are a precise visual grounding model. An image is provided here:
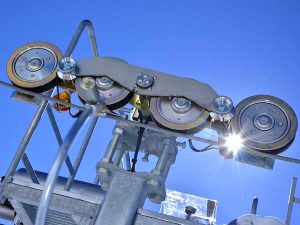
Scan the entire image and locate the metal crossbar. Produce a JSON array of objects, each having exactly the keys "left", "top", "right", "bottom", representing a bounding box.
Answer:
[{"left": 1, "top": 80, "right": 300, "bottom": 167}]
